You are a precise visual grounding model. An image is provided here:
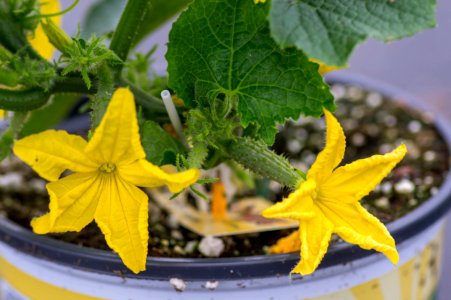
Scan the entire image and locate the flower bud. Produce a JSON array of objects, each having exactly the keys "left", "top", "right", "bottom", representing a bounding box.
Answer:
[{"left": 41, "top": 18, "right": 73, "bottom": 54}]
